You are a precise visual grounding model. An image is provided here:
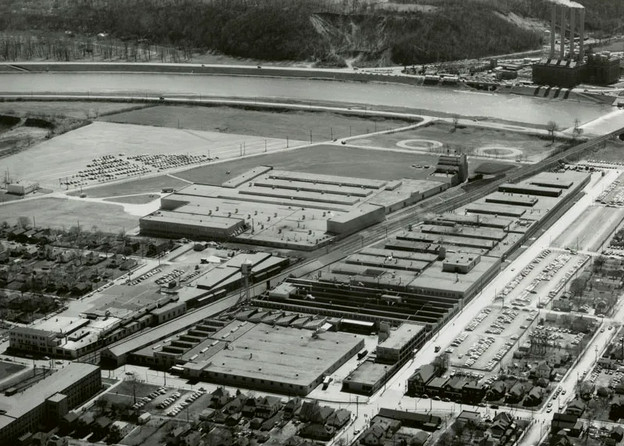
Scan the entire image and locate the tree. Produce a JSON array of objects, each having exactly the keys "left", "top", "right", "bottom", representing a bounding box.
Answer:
[
  {"left": 546, "top": 121, "right": 559, "bottom": 143},
  {"left": 570, "top": 277, "right": 586, "bottom": 298}
]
